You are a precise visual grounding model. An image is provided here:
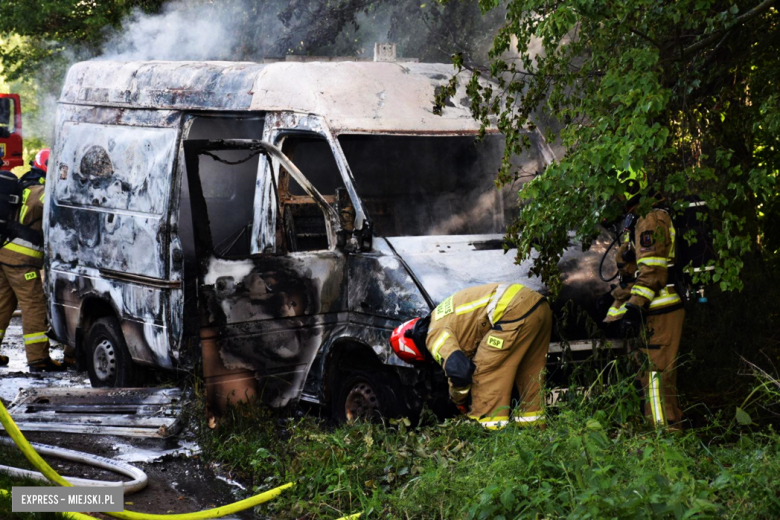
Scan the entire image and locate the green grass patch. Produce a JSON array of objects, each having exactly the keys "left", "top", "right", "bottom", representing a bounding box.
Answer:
[
  {"left": 0, "top": 442, "right": 70, "bottom": 519},
  {"left": 198, "top": 365, "right": 780, "bottom": 519}
]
